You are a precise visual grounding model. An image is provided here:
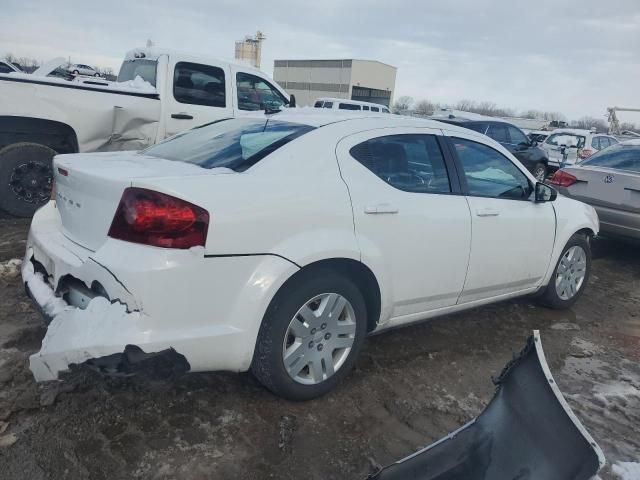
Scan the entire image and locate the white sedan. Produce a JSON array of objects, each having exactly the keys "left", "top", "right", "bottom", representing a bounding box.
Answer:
[{"left": 23, "top": 111, "right": 599, "bottom": 400}]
